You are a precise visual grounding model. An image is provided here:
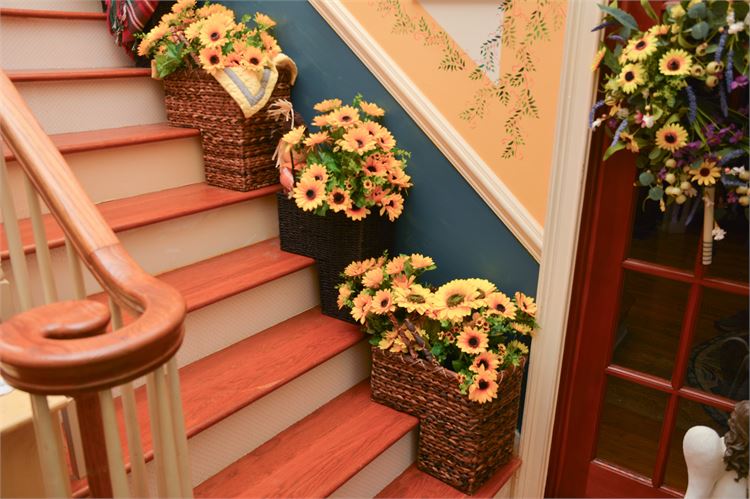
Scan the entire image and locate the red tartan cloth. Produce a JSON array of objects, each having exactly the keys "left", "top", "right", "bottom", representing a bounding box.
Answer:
[{"left": 104, "top": 0, "right": 160, "bottom": 59}]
